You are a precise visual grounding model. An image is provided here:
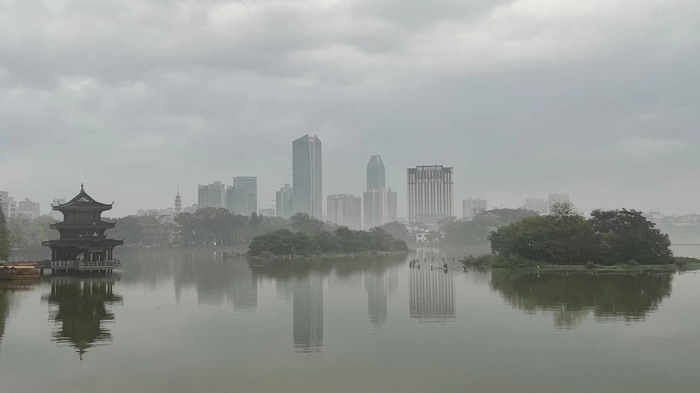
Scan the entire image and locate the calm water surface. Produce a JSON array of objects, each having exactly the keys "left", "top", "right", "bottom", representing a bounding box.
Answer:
[{"left": 1, "top": 246, "right": 699, "bottom": 393}]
